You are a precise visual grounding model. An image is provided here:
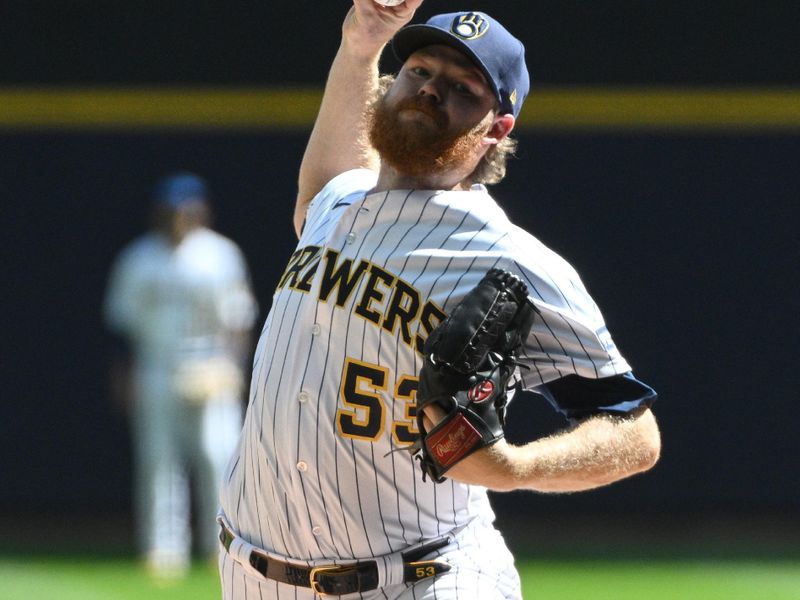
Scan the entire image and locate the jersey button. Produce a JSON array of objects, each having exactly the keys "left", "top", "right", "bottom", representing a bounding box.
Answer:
[
  {"left": 296, "top": 461, "right": 308, "bottom": 472},
  {"left": 311, "top": 324, "right": 321, "bottom": 336},
  {"left": 345, "top": 232, "right": 356, "bottom": 245},
  {"left": 311, "top": 526, "right": 323, "bottom": 536},
  {"left": 297, "top": 391, "right": 310, "bottom": 403}
]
